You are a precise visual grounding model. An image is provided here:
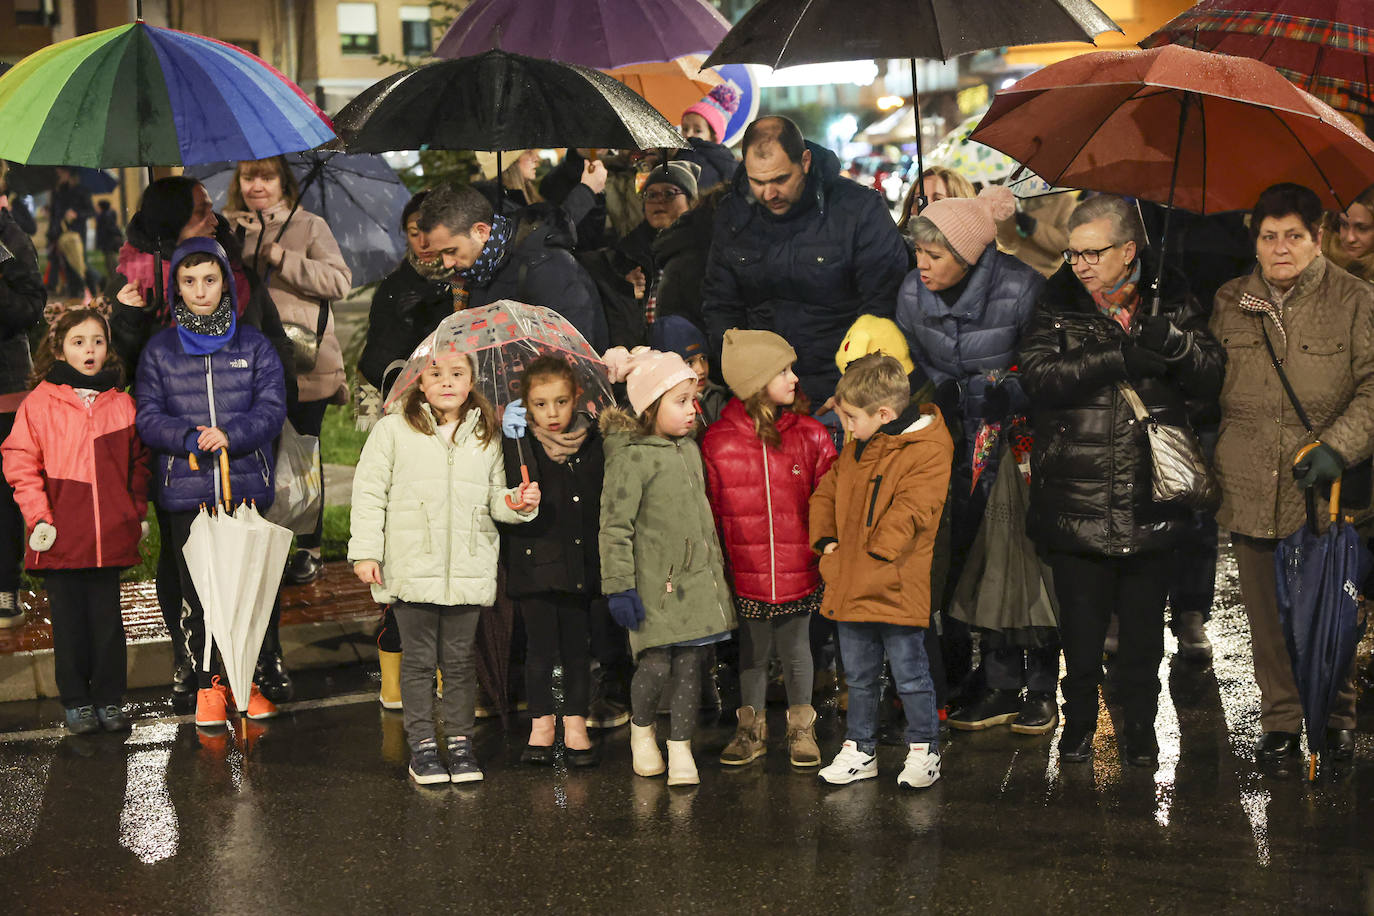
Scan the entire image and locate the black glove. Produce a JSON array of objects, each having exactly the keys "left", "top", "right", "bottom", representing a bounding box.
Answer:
[
  {"left": 981, "top": 383, "right": 1011, "bottom": 422},
  {"left": 1136, "top": 315, "right": 1190, "bottom": 360},
  {"left": 933, "top": 378, "right": 962, "bottom": 420},
  {"left": 1292, "top": 443, "right": 1344, "bottom": 490},
  {"left": 1014, "top": 210, "right": 1037, "bottom": 236},
  {"left": 1123, "top": 343, "right": 1169, "bottom": 380}
]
